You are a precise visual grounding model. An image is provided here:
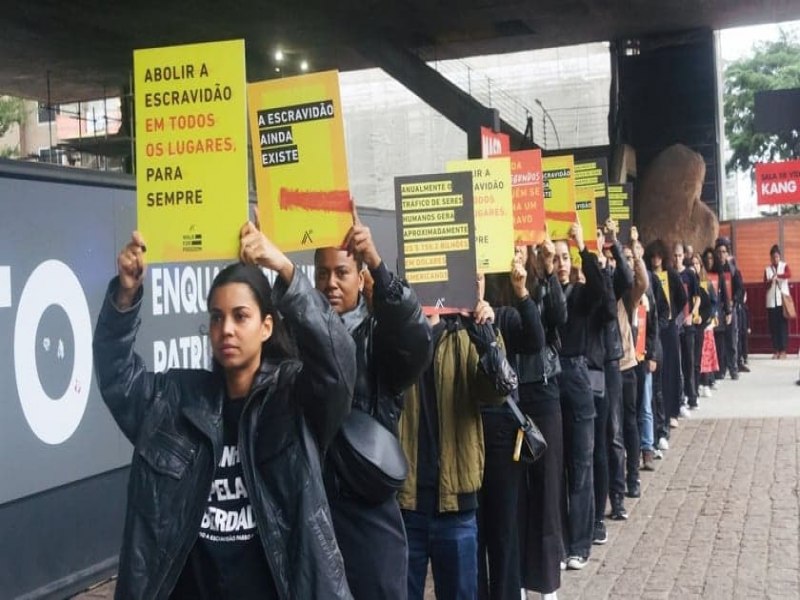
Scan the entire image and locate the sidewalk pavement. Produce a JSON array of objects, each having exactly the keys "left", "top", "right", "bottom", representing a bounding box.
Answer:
[{"left": 73, "top": 356, "right": 800, "bottom": 600}]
